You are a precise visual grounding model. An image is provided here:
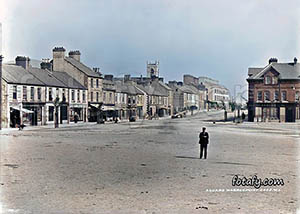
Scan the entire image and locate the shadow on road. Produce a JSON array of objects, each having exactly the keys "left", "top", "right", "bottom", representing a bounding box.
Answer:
[
  {"left": 175, "top": 156, "right": 200, "bottom": 160},
  {"left": 212, "top": 161, "right": 255, "bottom": 166}
]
